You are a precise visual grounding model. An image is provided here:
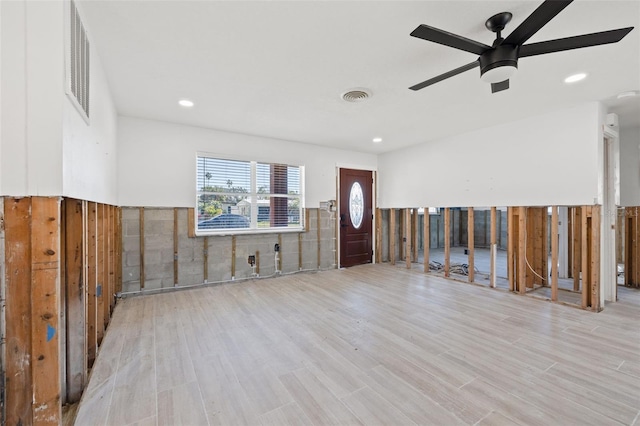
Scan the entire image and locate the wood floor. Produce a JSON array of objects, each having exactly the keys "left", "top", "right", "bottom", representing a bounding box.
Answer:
[{"left": 75, "top": 264, "right": 640, "bottom": 425}]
